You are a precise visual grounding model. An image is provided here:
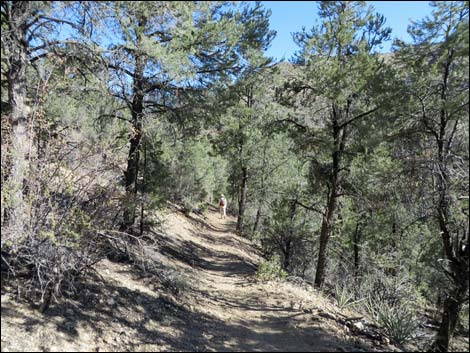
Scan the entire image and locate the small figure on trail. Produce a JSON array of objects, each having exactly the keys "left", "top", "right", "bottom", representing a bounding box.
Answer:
[{"left": 219, "top": 194, "right": 227, "bottom": 219}]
